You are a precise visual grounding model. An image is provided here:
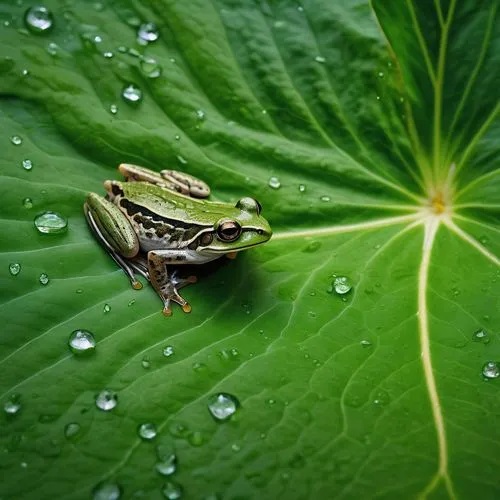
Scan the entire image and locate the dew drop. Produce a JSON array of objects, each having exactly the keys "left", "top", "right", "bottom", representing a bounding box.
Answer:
[
  {"left": 482, "top": 361, "right": 500, "bottom": 379},
  {"left": 141, "top": 356, "right": 151, "bottom": 369},
  {"left": 314, "top": 55, "right": 326, "bottom": 63},
  {"left": 174, "top": 134, "right": 181, "bottom": 141},
  {"left": 138, "top": 422, "right": 157, "bottom": 440},
  {"left": 196, "top": 109, "right": 206, "bottom": 120},
  {"left": 23, "top": 197, "right": 33, "bottom": 209},
  {"left": 39, "top": 273, "right": 49, "bottom": 285},
  {"left": 163, "top": 345, "right": 174, "bottom": 358},
  {"left": 231, "top": 443, "right": 241, "bottom": 452},
  {"left": 298, "top": 184, "right": 306, "bottom": 193},
  {"left": 332, "top": 276, "right": 352, "bottom": 295},
  {"left": 268, "top": 176, "right": 281, "bottom": 189},
  {"left": 95, "top": 390, "right": 118, "bottom": 411},
  {"left": 9, "top": 263, "right": 21, "bottom": 276},
  {"left": 109, "top": 104, "right": 118, "bottom": 115},
  {"left": 320, "top": 195, "right": 331, "bottom": 202},
  {"left": 4, "top": 394, "right": 21, "bottom": 415},
  {"left": 162, "top": 480, "right": 182, "bottom": 500},
  {"left": 472, "top": 329, "right": 490, "bottom": 344},
  {"left": 10, "top": 135, "right": 22, "bottom": 145},
  {"left": 176, "top": 155, "right": 188, "bottom": 165},
  {"left": 46, "top": 42, "right": 58, "bottom": 56},
  {"left": 24, "top": 5, "right": 54, "bottom": 34},
  {"left": 103, "top": 303, "right": 111, "bottom": 313},
  {"left": 140, "top": 56, "right": 162, "bottom": 78},
  {"left": 155, "top": 452, "right": 177, "bottom": 476},
  {"left": 303, "top": 241, "right": 320, "bottom": 253},
  {"left": 34, "top": 211, "right": 68, "bottom": 234},
  {"left": 207, "top": 393, "right": 239, "bottom": 421},
  {"left": 92, "top": 482, "right": 121, "bottom": 500},
  {"left": 68, "top": 329, "right": 96, "bottom": 354},
  {"left": 64, "top": 422, "right": 81, "bottom": 439},
  {"left": 22, "top": 159, "right": 33, "bottom": 170},
  {"left": 360, "top": 340, "right": 372, "bottom": 348},
  {"left": 137, "top": 22, "right": 159, "bottom": 43},
  {"left": 378, "top": 71, "right": 384, "bottom": 78},
  {"left": 188, "top": 430, "right": 204, "bottom": 447},
  {"left": 128, "top": 299, "right": 136, "bottom": 307},
  {"left": 121, "top": 84, "right": 142, "bottom": 104}
]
